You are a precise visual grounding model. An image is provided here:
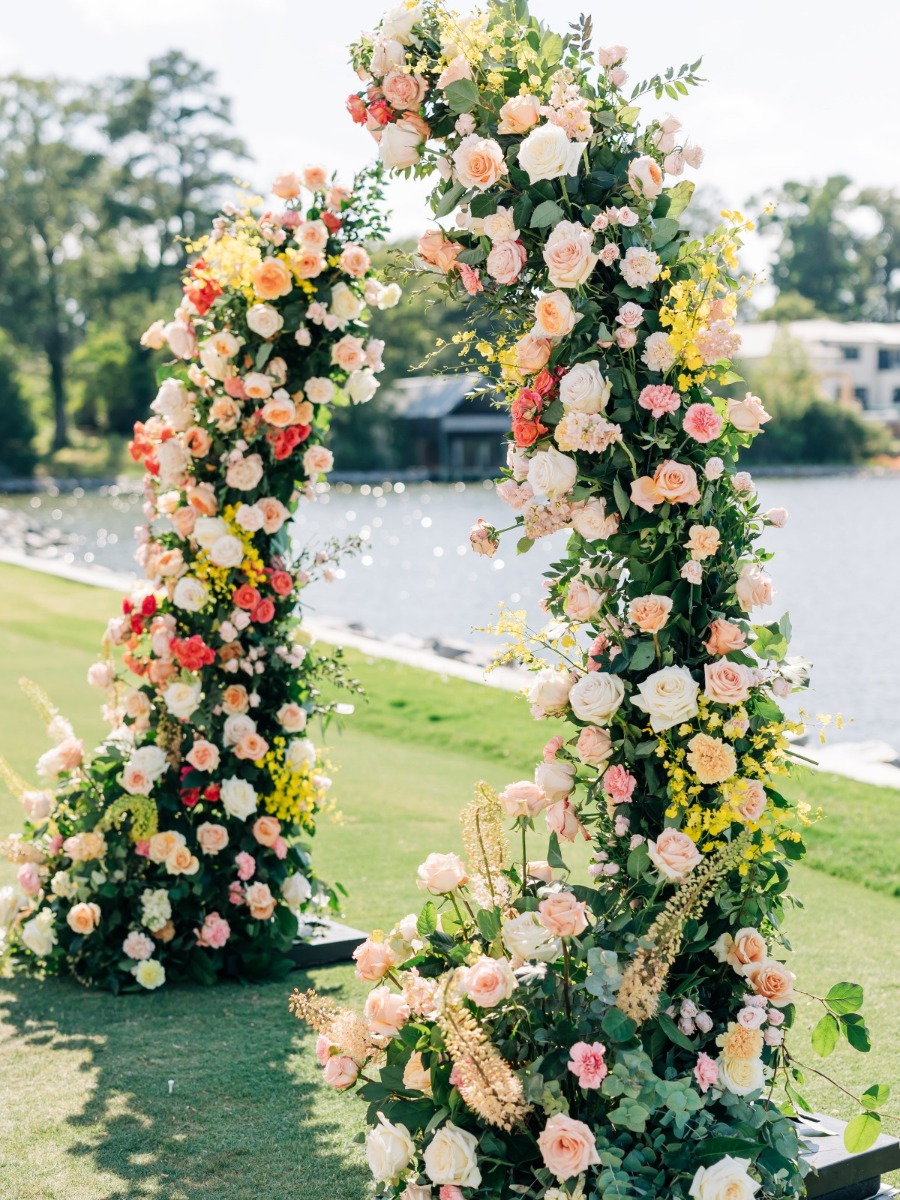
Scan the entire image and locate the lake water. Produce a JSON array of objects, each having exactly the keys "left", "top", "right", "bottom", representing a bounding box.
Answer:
[{"left": 5, "top": 474, "right": 900, "bottom": 748}]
